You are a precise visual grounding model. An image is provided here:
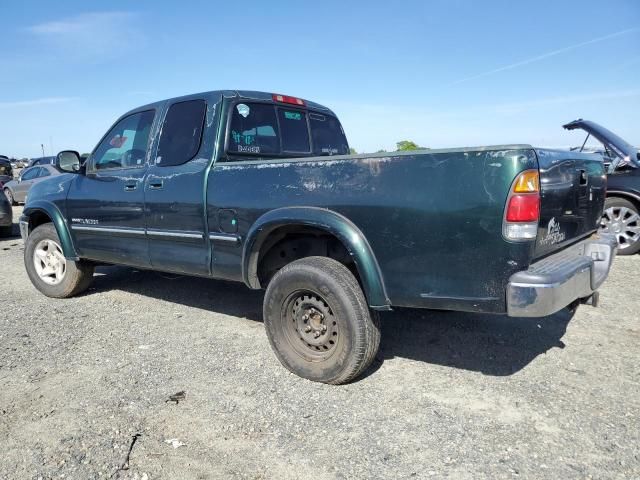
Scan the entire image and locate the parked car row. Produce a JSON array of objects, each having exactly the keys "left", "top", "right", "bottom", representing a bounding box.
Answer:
[
  {"left": 0, "top": 158, "right": 14, "bottom": 186},
  {"left": 0, "top": 184, "right": 12, "bottom": 237}
]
